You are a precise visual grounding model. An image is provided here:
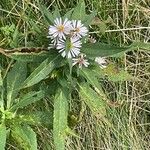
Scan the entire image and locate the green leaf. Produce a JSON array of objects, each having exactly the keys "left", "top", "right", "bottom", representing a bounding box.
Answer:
[
  {"left": 79, "top": 83, "right": 106, "bottom": 116},
  {"left": 80, "top": 68, "right": 106, "bottom": 98},
  {"left": 10, "top": 90, "right": 45, "bottom": 111},
  {"left": 17, "top": 111, "right": 53, "bottom": 128},
  {"left": 83, "top": 11, "right": 97, "bottom": 26},
  {"left": 10, "top": 27, "right": 21, "bottom": 48},
  {"left": 38, "top": 3, "right": 54, "bottom": 24},
  {"left": 0, "top": 124, "right": 7, "bottom": 150},
  {"left": 53, "top": 6, "right": 61, "bottom": 20},
  {"left": 42, "top": 80, "right": 58, "bottom": 96},
  {"left": 65, "top": 127, "right": 80, "bottom": 138},
  {"left": 7, "top": 61, "right": 27, "bottom": 108},
  {"left": 63, "top": 9, "right": 74, "bottom": 19},
  {"left": 11, "top": 124, "right": 37, "bottom": 150},
  {"left": 90, "top": 64, "right": 105, "bottom": 78},
  {"left": 81, "top": 43, "right": 130, "bottom": 57},
  {"left": 53, "top": 89, "right": 68, "bottom": 150},
  {"left": 22, "top": 55, "right": 62, "bottom": 88},
  {"left": 103, "top": 64, "right": 134, "bottom": 82},
  {"left": 71, "top": 1, "right": 86, "bottom": 20},
  {"left": 102, "top": 63, "right": 118, "bottom": 76},
  {"left": 97, "top": 21, "right": 107, "bottom": 34},
  {"left": 130, "top": 42, "right": 150, "bottom": 51},
  {"left": 29, "top": 20, "right": 42, "bottom": 34},
  {"left": 108, "top": 70, "right": 133, "bottom": 82}
]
